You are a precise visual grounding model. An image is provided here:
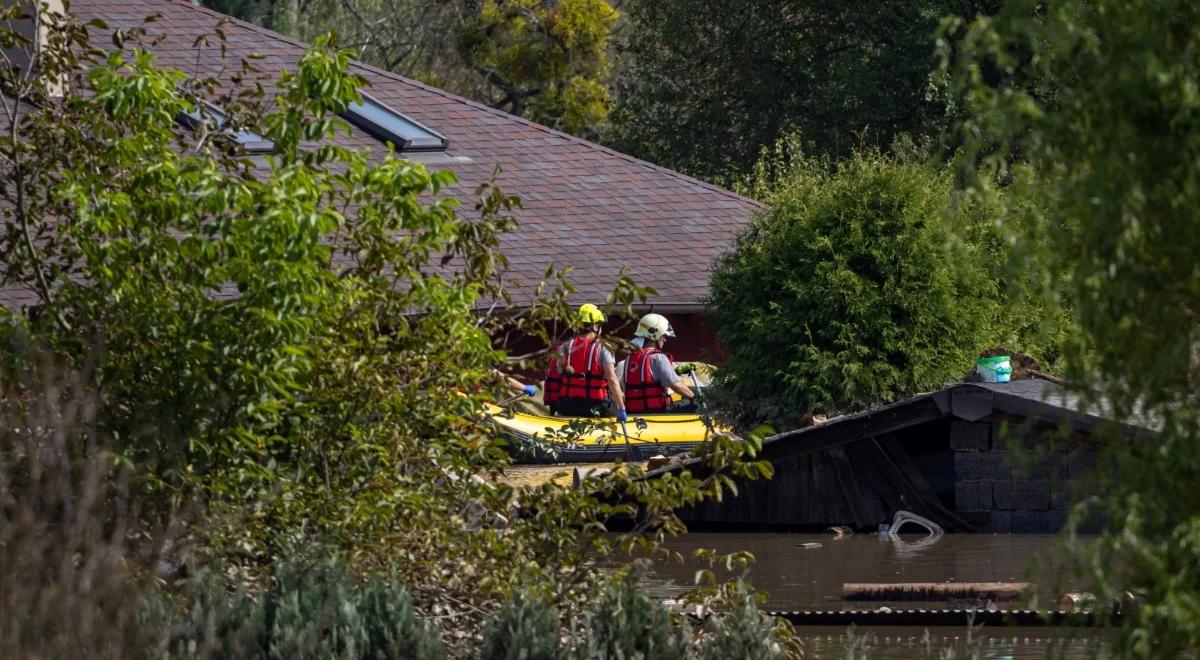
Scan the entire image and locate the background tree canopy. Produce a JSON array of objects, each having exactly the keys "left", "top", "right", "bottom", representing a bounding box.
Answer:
[
  {"left": 944, "top": 0, "right": 1200, "bottom": 652},
  {"left": 709, "top": 142, "right": 1057, "bottom": 427},
  {"left": 604, "top": 0, "right": 998, "bottom": 181},
  {"left": 201, "top": 0, "right": 619, "bottom": 135},
  {"left": 0, "top": 13, "right": 775, "bottom": 655}
]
